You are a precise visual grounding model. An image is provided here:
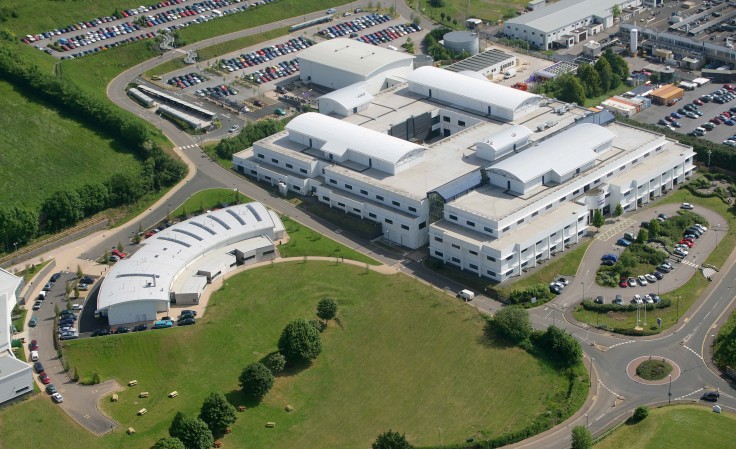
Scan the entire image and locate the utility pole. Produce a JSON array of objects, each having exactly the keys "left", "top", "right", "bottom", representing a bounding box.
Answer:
[{"left": 668, "top": 374, "right": 672, "bottom": 405}]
